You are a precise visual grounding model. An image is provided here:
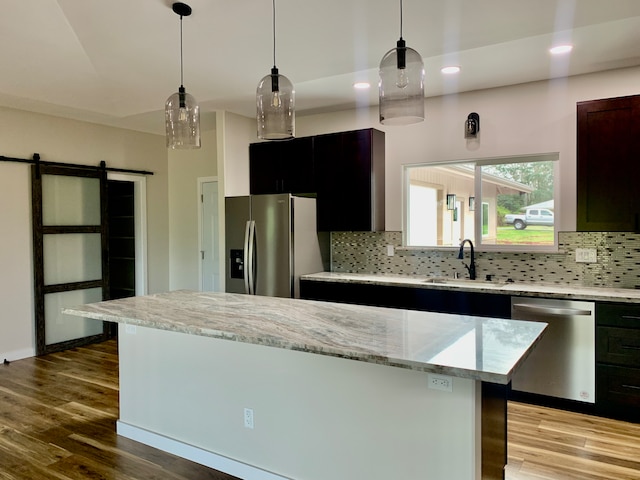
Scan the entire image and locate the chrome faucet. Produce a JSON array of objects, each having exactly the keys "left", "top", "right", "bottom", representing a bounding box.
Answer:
[{"left": 458, "top": 239, "right": 476, "bottom": 280}]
